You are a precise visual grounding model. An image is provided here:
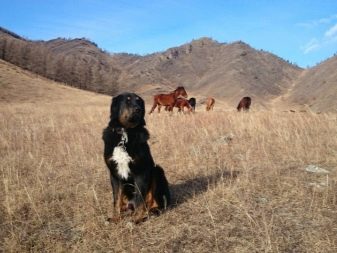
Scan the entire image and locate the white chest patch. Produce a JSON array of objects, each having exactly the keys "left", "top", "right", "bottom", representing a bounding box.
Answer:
[
  {"left": 109, "top": 130, "right": 132, "bottom": 179},
  {"left": 110, "top": 146, "right": 133, "bottom": 179}
]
